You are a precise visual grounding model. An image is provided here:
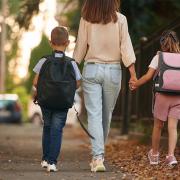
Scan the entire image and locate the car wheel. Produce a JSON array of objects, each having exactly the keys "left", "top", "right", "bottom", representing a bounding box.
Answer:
[
  {"left": 31, "top": 113, "right": 42, "bottom": 126},
  {"left": 16, "top": 119, "right": 22, "bottom": 124}
]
